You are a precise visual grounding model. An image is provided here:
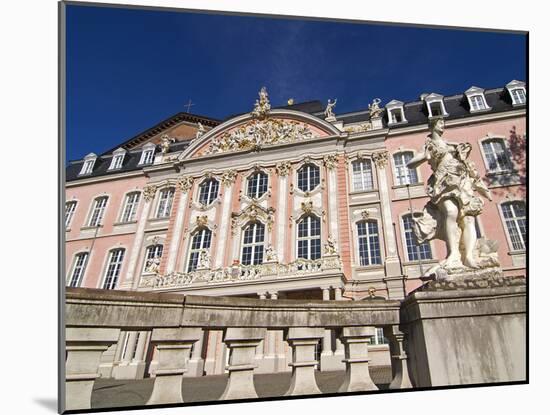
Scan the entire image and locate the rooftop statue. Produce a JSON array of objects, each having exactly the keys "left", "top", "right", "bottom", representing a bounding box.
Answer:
[
  {"left": 196, "top": 122, "right": 206, "bottom": 139},
  {"left": 324, "top": 99, "right": 337, "bottom": 119},
  {"left": 407, "top": 118, "right": 499, "bottom": 280},
  {"left": 368, "top": 98, "right": 384, "bottom": 118}
]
